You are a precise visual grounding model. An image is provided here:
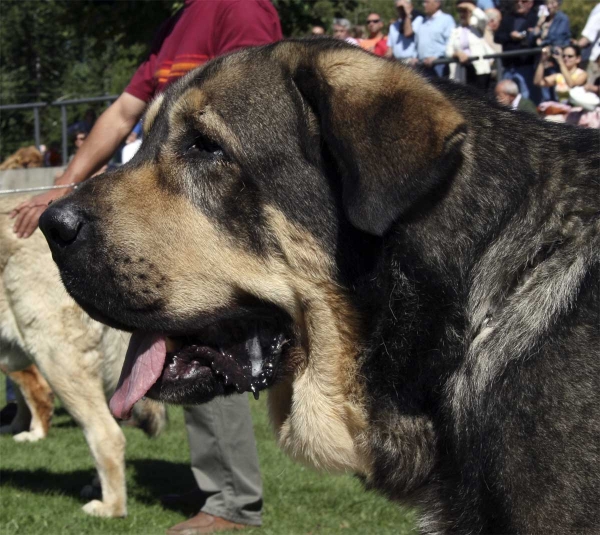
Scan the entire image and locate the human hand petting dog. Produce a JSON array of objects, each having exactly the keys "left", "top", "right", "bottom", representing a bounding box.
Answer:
[{"left": 10, "top": 187, "right": 69, "bottom": 239}]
